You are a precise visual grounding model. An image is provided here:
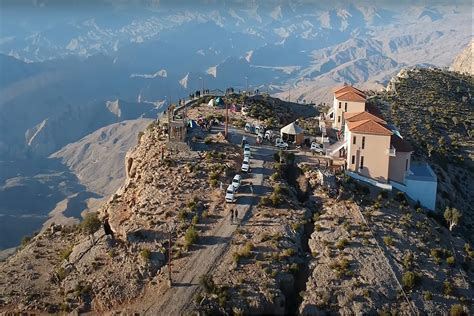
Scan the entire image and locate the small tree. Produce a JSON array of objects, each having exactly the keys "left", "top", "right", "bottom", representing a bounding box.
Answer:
[
  {"left": 81, "top": 212, "right": 101, "bottom": 242},
  {"left": 444, "top": 207, "right": 462, "bottom": 231}
]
